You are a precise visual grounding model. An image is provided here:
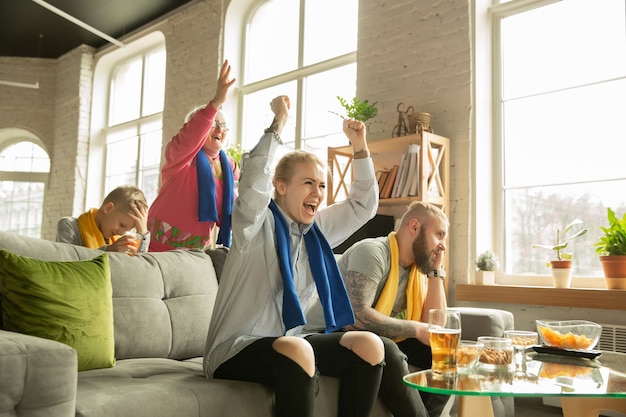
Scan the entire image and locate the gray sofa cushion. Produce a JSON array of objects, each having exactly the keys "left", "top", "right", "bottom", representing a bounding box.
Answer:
[
  {"left": 449, "top": 307, "right": 514, "bottom": 340},
  {"left": 75, "top": 358, "right": 392, "bottom": 417},
  {"left": 0, "top": 232, "right": 219, "bottom": 361},
  {"left": 0, "top": 330, "right": 77, "bottom": 416}
]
